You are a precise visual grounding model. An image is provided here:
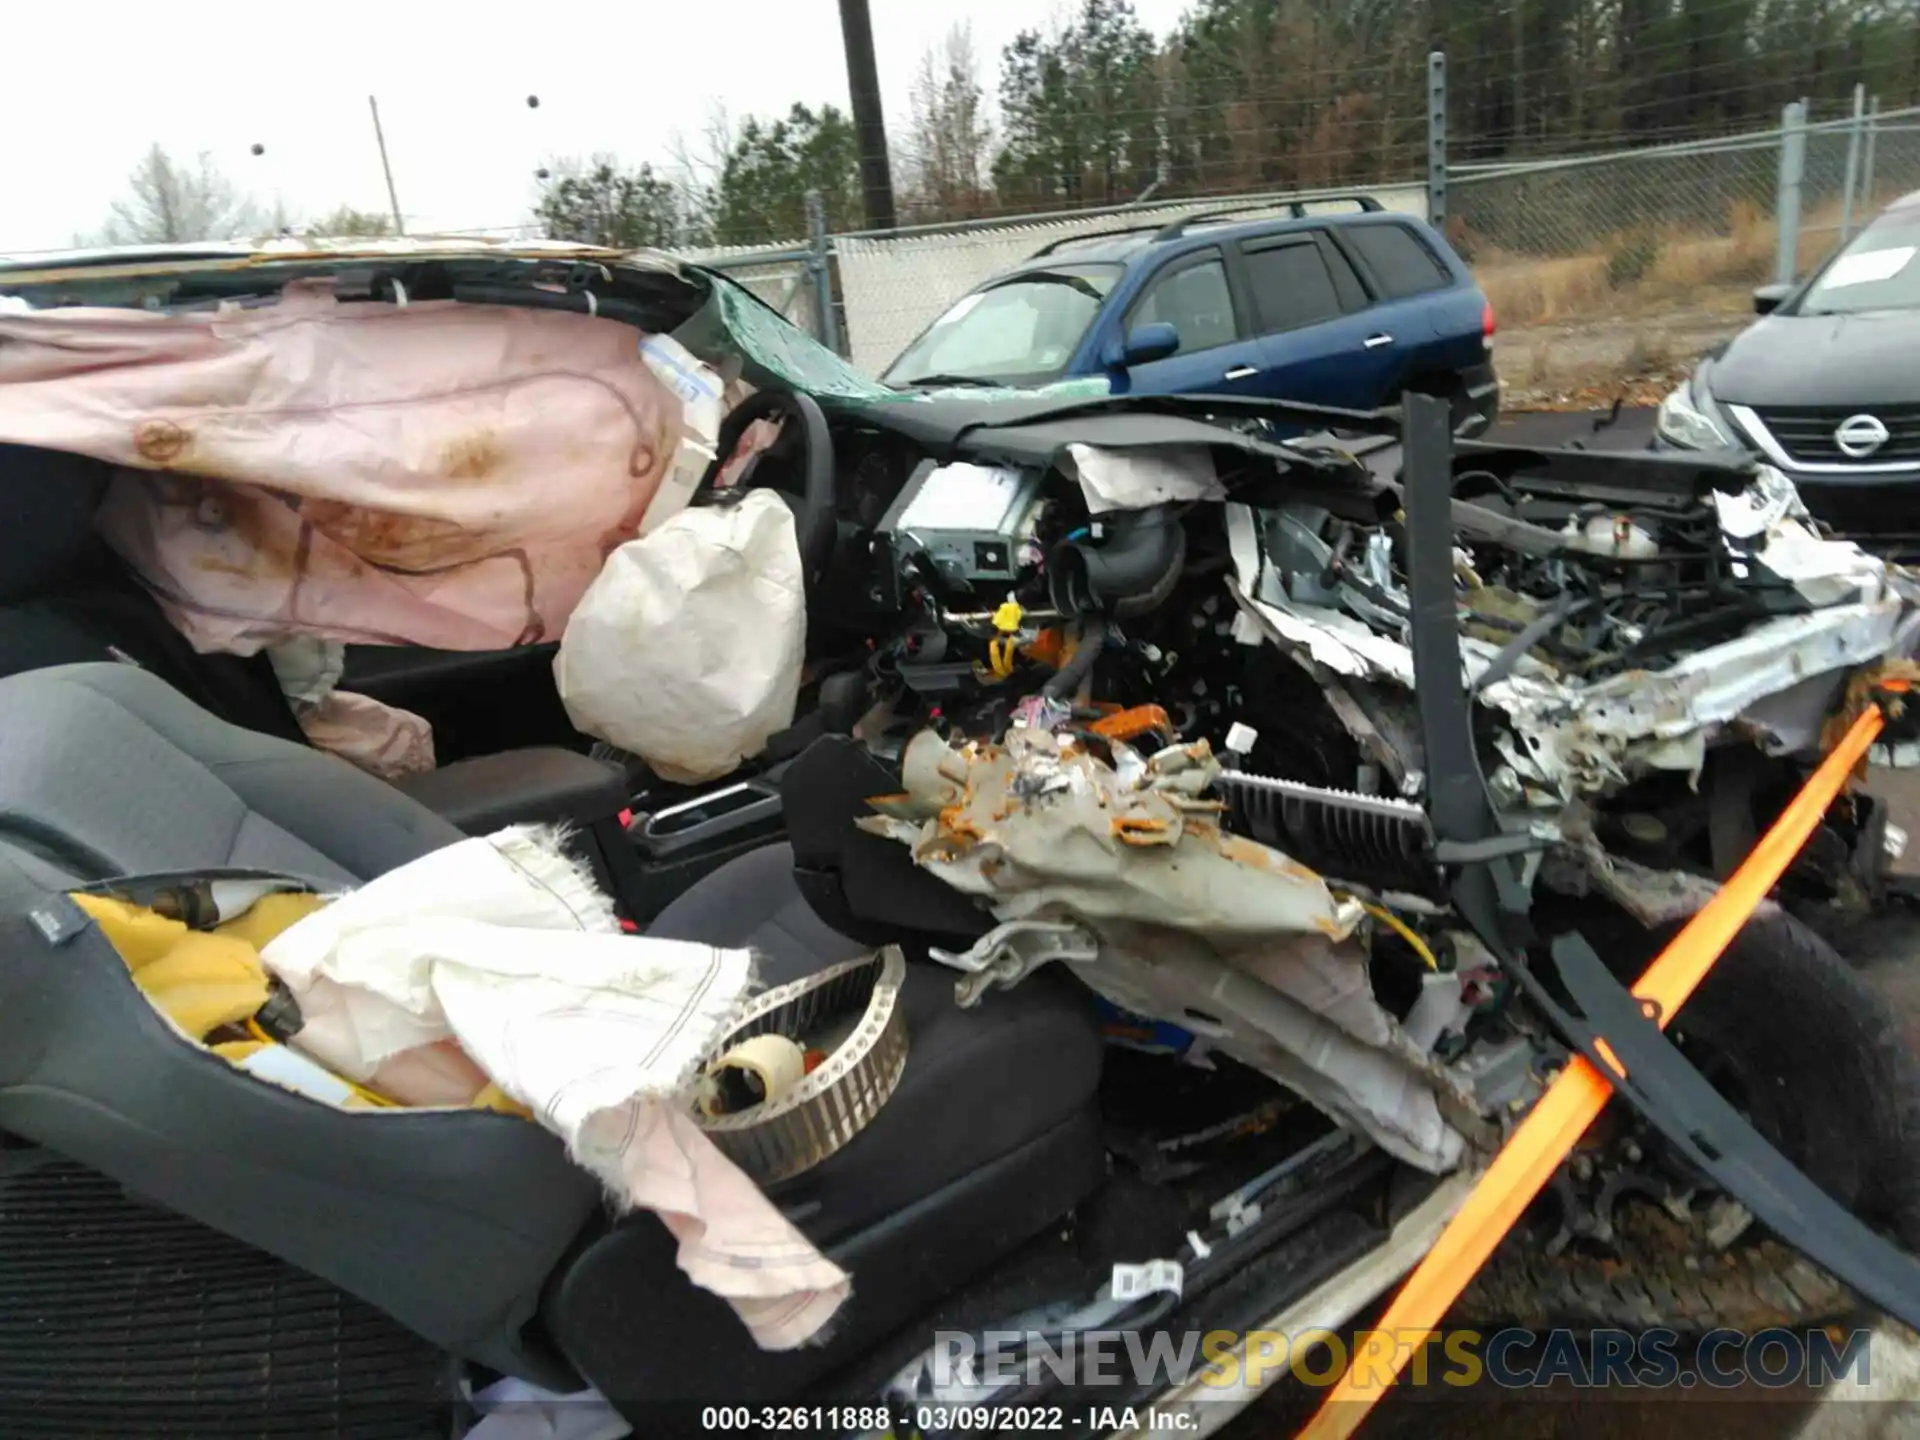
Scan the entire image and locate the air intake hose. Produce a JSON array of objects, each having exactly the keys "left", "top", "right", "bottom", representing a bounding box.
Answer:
[{"left": 1048, "top": 505, "right": 1185, "bottom": 619}]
